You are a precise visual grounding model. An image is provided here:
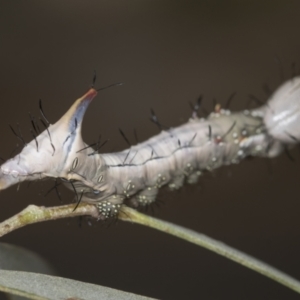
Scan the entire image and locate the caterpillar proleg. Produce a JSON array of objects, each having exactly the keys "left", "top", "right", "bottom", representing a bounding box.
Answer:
[{"left": 0, "top": 77, "right": 299, "bottom": 220}]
